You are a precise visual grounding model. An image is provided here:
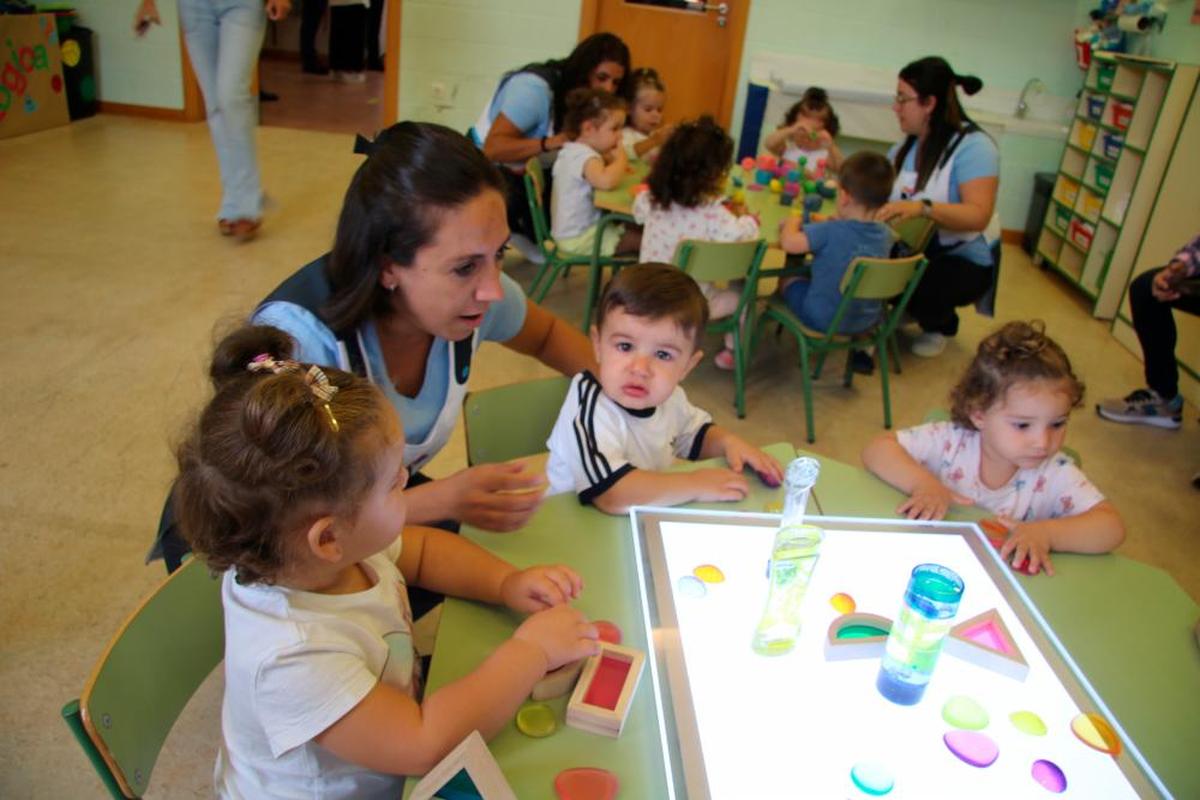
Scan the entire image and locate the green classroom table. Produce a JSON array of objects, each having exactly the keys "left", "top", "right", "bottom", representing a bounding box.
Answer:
[{"left": 406, "top": 445, "right": 1200, "bottom": 799}]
